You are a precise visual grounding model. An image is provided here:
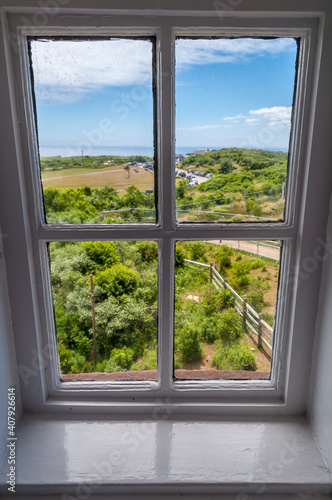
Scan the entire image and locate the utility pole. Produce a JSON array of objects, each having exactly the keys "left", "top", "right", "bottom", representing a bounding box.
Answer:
[
  {"left": 81, "top": 149, "right": 84, "bottom": 166},
  {"left": 89, "top": 274, "right": 97, "bottom": 362}
]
